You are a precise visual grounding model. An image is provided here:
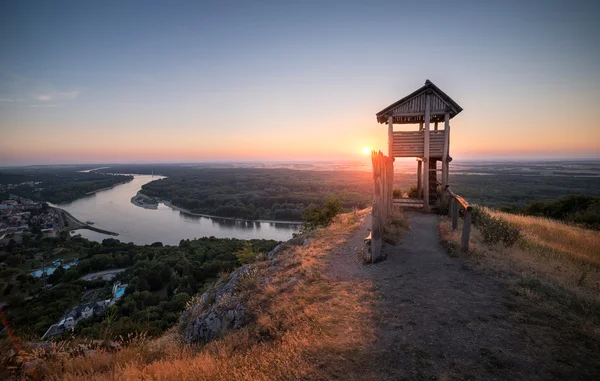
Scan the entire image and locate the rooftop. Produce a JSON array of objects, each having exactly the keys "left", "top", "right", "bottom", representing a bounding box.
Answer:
[{"left": 376, "top": 80, "right": 463, "bottom": 124}]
